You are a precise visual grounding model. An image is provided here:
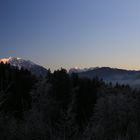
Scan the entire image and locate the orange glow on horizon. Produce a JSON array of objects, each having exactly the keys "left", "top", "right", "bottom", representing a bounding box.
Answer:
[{"left": 0, "top": 58, "right": 9, "bottom": 64}]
